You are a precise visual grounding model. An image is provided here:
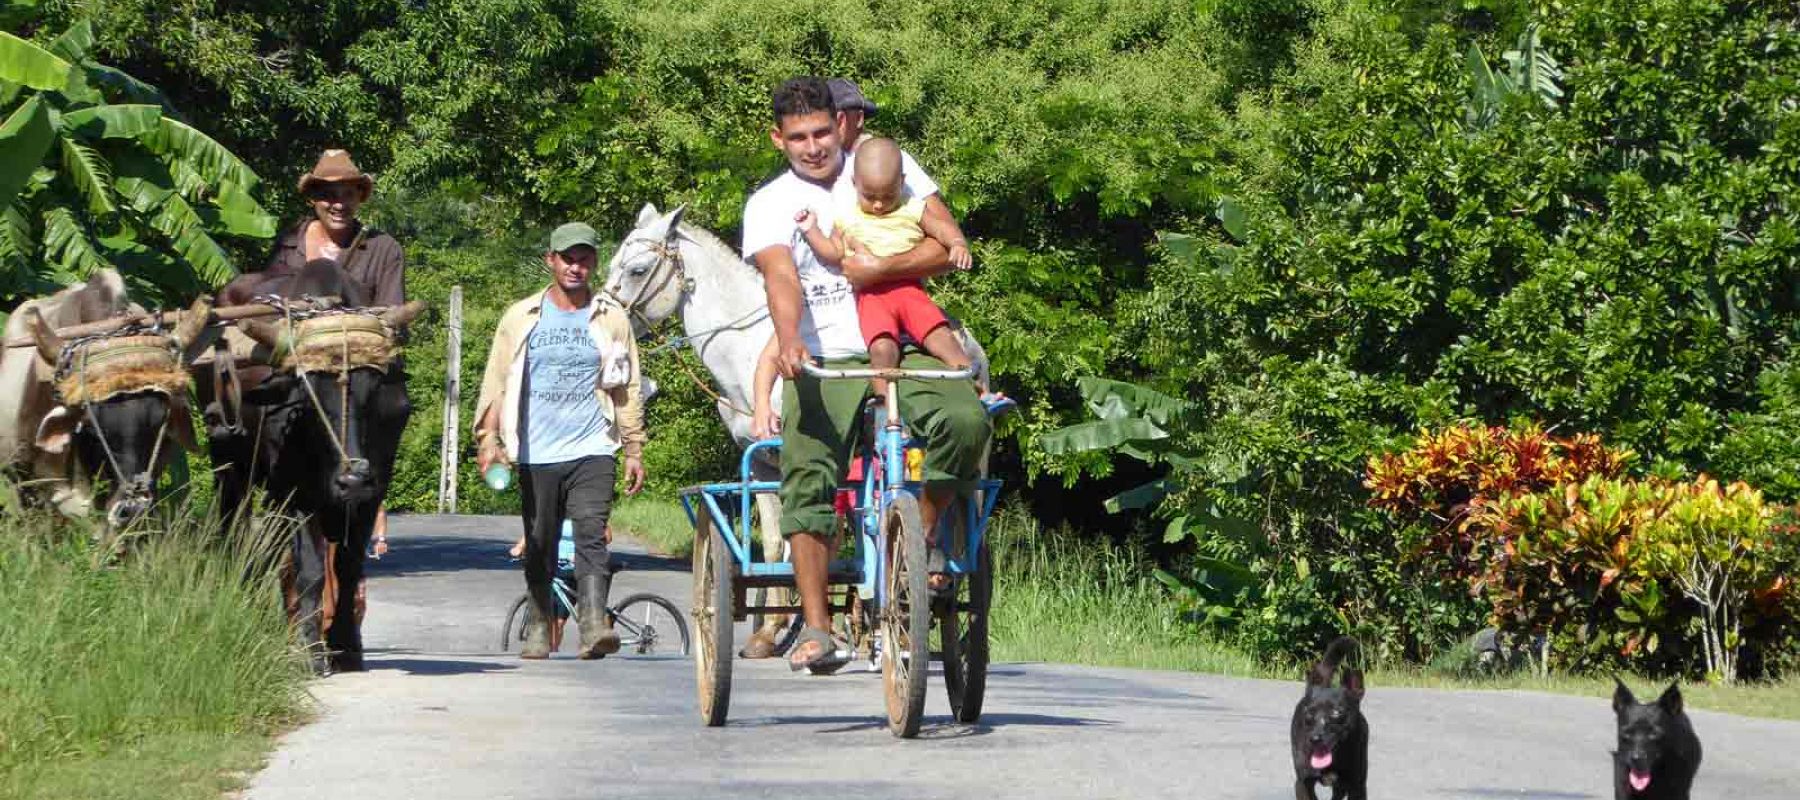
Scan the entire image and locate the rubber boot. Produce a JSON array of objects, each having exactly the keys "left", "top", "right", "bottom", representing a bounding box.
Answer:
[
  {"left": 520, "top": 581, "right": 554, "bottom": 660},
  {"left": 577, "top": 574, "right": 621, "bottom": 660}
]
